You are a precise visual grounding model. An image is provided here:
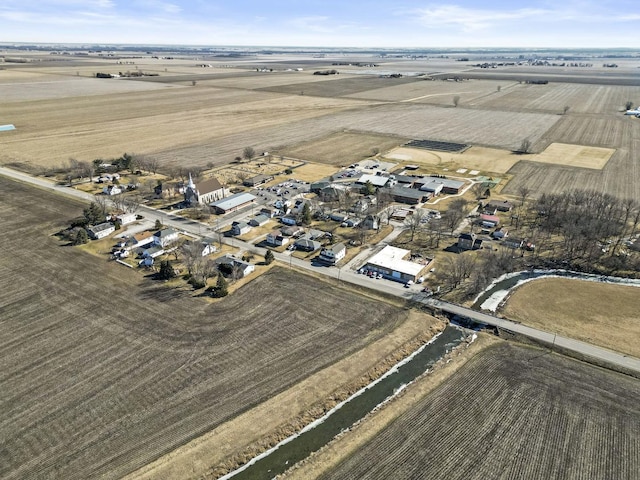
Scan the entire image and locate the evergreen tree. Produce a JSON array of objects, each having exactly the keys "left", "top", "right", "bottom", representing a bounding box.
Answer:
[
  {"left": 264, "top": 250, "right": 275, "bottom": 265},
  {"left": 83, "top": 202, "right": 105, "bottom": 226},
  {"left": 214, "top": 274, "right": 228, "bottom": 297},
  {"left": 158, "top": 260, "right": 176, "bottom": 280},
  {"left": 301, "top": 202, "right": 312, "bottom": 225},
  {"left": 73, "top": 229, "right": 89, "bottom": 245}
]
